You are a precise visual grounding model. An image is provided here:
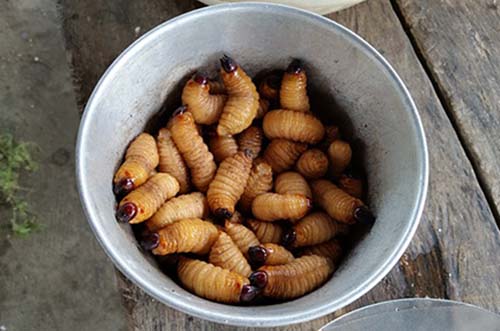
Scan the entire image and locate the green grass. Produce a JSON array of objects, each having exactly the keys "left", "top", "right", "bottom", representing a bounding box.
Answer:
[{"left": 0, "top": 133, "right": 39, "bottom": 236}]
